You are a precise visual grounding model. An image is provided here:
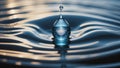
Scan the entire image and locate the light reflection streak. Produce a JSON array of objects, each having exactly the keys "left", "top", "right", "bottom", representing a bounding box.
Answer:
[
  {"left": 38, "top": 43, "right": 54, "bottom": 47},
  {"left": 0, "top": 42, "right": 32, "bottom": 48},
  {"left": 68, "top": 40, "right": 120, "bottom": 53},
  {"left": 64, "top": 12, "right": 120, "bottom": 23},
  {"left": 71, "top": 26, "right": 107, "bottom": 39},
  {"left": 70, "top": 41, "right": 99, "bottom": 48},
  {"left": 30, "top": 61, "right": 41, "bottom": 65},
  {"left": 78, "top": 29, "right": 120, "bottom": 40},
  {"left": 14, "top": 25, "right": 52, "bottom": 40},
  {"left": 0, "top": 36, "right": 52, "bottom": 49},
  {"left": 67, "top": 48, "right": 120, "bottom": 60},
  {"left": 15, "top": 61, "right": 22, "bottom": 66},
  {"left": 6, "top": 0, "right": 17, "bottom": 8},
  {"left": 0, "top": 32, "right": 23, "bottom": 36},
  {"left": 6, "top": 0, "right": 20, "bottom": 19},
  {"left": 0, "top": 49, "right": 59, "bottom": 61},
  {"left": 28, "top": 49, "right": 57, "bottom": 54},
  {"left": 8, "top": 9, "right": 18, "bottom": 14},
  {"left": 71, "top": 25, "right": 120, "bottom": 41},
  {"left": 80, "top": 21, "right": 120, "bottom": 28}
]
